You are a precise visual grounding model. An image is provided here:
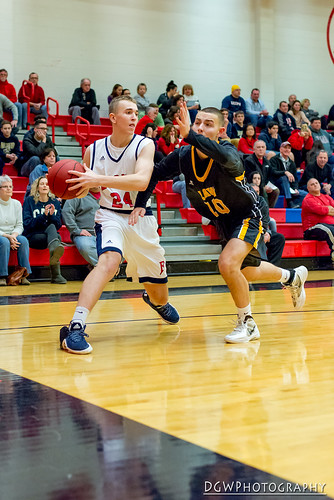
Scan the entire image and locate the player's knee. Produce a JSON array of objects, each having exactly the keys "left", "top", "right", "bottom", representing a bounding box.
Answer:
[
  {"left": 97, "top": 252, "right": 121, "bottom": 277},
  {"left": 218, "top": 254, "right": 238, "bottom": 277}
]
